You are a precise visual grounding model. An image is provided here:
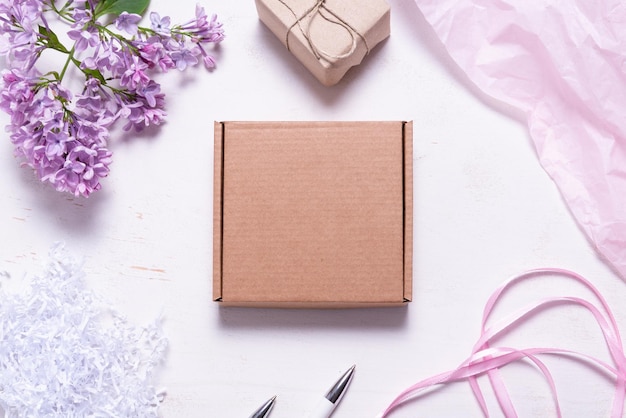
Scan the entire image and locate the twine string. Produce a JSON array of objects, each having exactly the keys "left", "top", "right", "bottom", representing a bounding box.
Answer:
[{"left": 275, "top": 0, "right": 369, "bottom": 61}]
